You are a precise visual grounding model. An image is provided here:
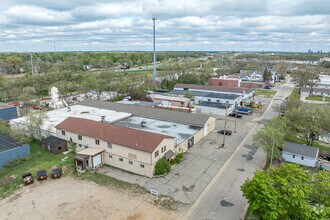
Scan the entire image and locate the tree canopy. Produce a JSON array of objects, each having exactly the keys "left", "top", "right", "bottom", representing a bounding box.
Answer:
[
  {"left": 242, "top": 164, "right": 330, "bottom": 220},
  {"left": 286, "top": 104, "right": 330, "bottom": 146}
]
